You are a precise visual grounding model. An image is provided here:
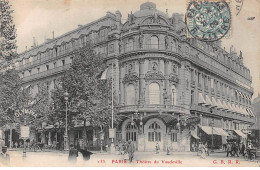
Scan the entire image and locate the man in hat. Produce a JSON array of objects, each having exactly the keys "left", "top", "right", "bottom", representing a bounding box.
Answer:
[{"left": 0, "top": 146, "right": 10, "bottom": 165}]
